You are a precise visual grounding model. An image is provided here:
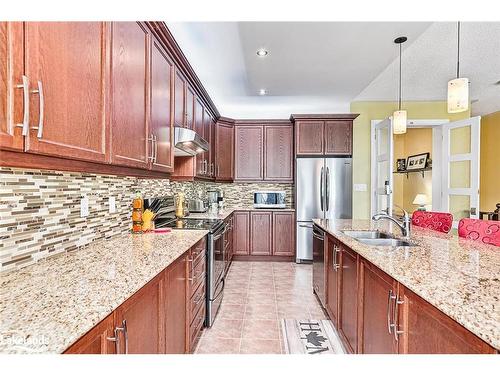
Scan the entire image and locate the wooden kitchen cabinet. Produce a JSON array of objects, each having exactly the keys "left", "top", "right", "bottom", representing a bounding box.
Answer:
[
  {"left": 114, "top": 274, "right": 163, "bottom": 354},
  {"left": 295, "top": 121, "right": 324, "bottom": 155},
  {"left": 397, "top": 285, "right": 497, "bottom": 354},
  {"left": 235, "top": 125, "right": 263, "bottom": 181},
  {"left": 359, "top": 260, "right": 398, "bottom": 354},
  {"left": 173, "top": 69, "right": 186, "bottom": 128},
  {"left": 326, "top": 236, "right": 341, "bottom": 328},
  {"left": 250, "top": 211, "right": 272, "bottom": 256},
  {"left": 110, "top": 22, "right": 150, "bottom": 169},
  {"left": 272, "top": 212, "right": 295, "bottom": 256},
  {"left": 215, "top": 120, "right": 234, "bottom": 181},
  {"left": 64, "top": 313, "right": 116, "bottom": 354},
  {"left": 185, "top": 85, "right": 195, "bottom": 129},
  {"left": 233, "top": 211, "right": 250, "bottom": 255},
  {"left": 338, "top": 244, "right": 358, "bottom": 353},
  {"left": 324, "top": 121, "right": 352, "bottom": 155},
  {"left": 264, "top": 125, "right": 293, "bottom": 182},
  {"left": 150, "top": 37, "right": 174, "bottom": 173},
  {"left": 164, "top": 253, "right": 187, "bottom": 354}
]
